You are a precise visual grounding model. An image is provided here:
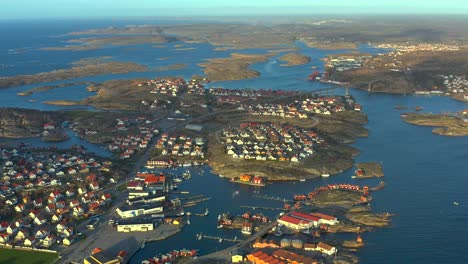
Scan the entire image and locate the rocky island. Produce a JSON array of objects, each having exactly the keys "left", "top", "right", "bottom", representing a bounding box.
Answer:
[
  {"left": 17, "top": 81, "right": 95, "bottom": 96},
  {"left": 354, "top": 162, "right": 384, "bottom": 178},
  {"left": 279, "top": 53, "right": 311, "bottom": 66},
  {"left": 0, "top": 58, "right": 148, "bottom": 89},
  {"left": 199, "top": 53, "right": 274, "bottom": 81},
  {"left": 402, "top": 112, "right": 468, "bottom": 136}
]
